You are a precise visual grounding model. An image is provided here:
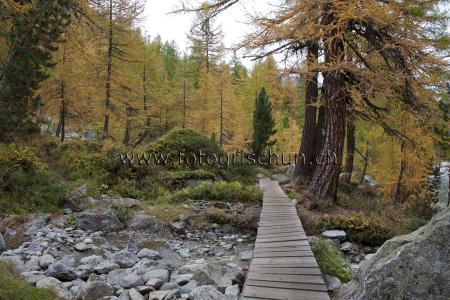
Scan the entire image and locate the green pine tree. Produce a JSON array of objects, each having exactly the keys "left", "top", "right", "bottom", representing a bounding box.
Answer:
[
  {"left": 251, "top": 87, "right": 276, "bottom": 159},
  {"left": 0, "top": 0, "right": 76, "bottom": 141}
]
